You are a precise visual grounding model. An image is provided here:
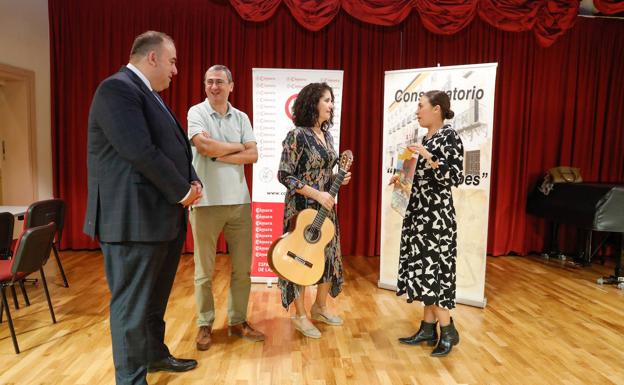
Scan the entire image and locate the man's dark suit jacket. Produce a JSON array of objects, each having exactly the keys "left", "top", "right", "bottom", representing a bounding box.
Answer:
[{"left": 84, "top": 66, "right": 198, "bottom": 242}]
